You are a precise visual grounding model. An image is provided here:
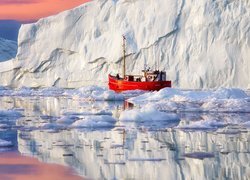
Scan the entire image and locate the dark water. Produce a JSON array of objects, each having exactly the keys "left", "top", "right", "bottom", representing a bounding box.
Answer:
[{"left": 0, "top": 96, "right": 249, "bottom": 179}]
